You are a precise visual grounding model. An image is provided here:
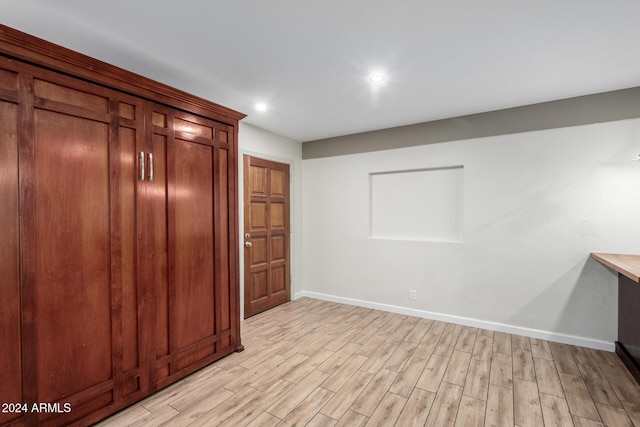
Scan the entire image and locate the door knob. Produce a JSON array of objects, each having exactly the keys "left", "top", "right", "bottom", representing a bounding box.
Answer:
[{"left": 245, "top": 241, "right": 252, "bottom": 248}]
